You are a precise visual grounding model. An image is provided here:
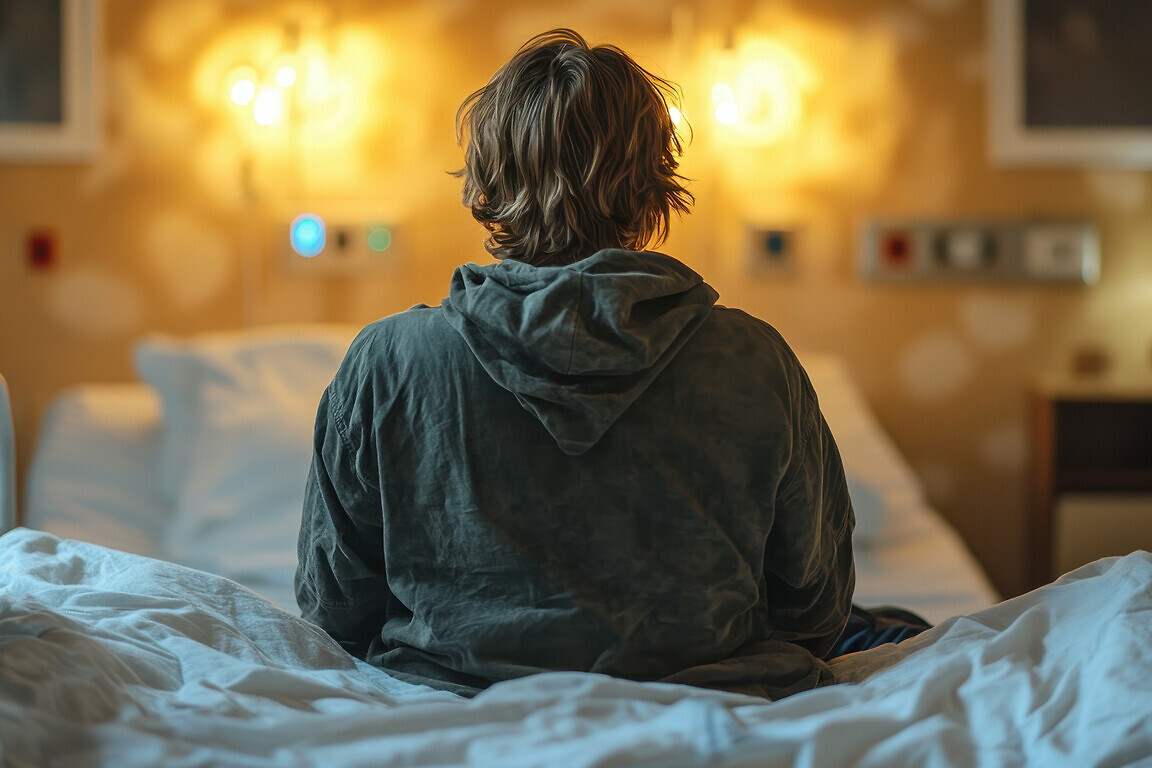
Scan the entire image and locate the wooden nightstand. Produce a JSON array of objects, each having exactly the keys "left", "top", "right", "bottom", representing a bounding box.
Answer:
[{"left": 1030, "top": 378, "right": 1152, "bottom": 588}]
